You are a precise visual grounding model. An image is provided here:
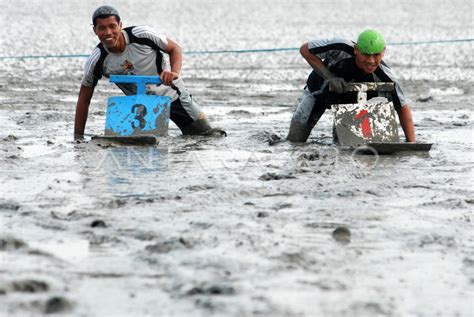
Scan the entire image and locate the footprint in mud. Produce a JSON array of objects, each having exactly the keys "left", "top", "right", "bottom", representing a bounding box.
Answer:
[
  {"left": 184, "top": 184, "right": 215, "bottom": 191},
  {"left": 463, "top": 257, "right": 474, "bottom": 268},
  {"left": 11, "top": 279, "right": 50, "bottom": 293},
  {"left": 416, "top": 95, "right": 434, "bottom": 102},
  {"left": 227, "top": 109, "right": 255, "bottom": 117},
  {"left": 277, "top": 252, "right": 317, "bottom": 270},
  {"left": 2, "top": 135, "right": 18, "bottom": 142},
  {"left": 90, "top": 219, "right": 107, "bottom": 228},
  {"left": 306, "top": 222, "right": 344, "bottom": 229},
  {"left": 185, "top": 283, "right": 236, "bottom": 296},
  {"left": 0, "top": 236, "right": 27, "bottom": 250},
  {"left": 259, "top": 172, "right": 296, "bottom": 181},
  {"left": 302, "top": 278, "right": 347, "bottom": 291},
  {"left": 273, "top": 202, "right": 292, "bottom": 210},
  {"left": 250, "top": 130, "right": 284, "bottom": 145},
  {"left": 190, "top": 221, "right": 213, "bottom": 230},
  {"left": 297, "top": 152, "right": 321, "bottom": 161},
  {"left": 464, "top": 198, "right": 474, "bottom": 205},
  {"left": 267, "top": 134, "right": 282, "bottom": 146},
  {"left": 332, "top": 226, "right": 351, "bottom": 245},
  {"left": 418, "top": 234, "right": 456, "bottom": 248},
  {"left": 103, "top": 199, "right": 127, "bottom": 209},
  {"left": 350, "top": 301, "right": 390, "bottom": 316},
  {"left": 131, "top": 231, "right": 158, "bottom": 241},
  {"left": 133, "top": 197, "right": 156, "bottom": 205},
  {"left": 145, "top": 237, "right": 193, "bottom": 254},
  {"left": 0, "top": 202, "right": 21, "bottom": 211},
  {"left": 421, "top": 198, "right": 469, "bottom": 209}
]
